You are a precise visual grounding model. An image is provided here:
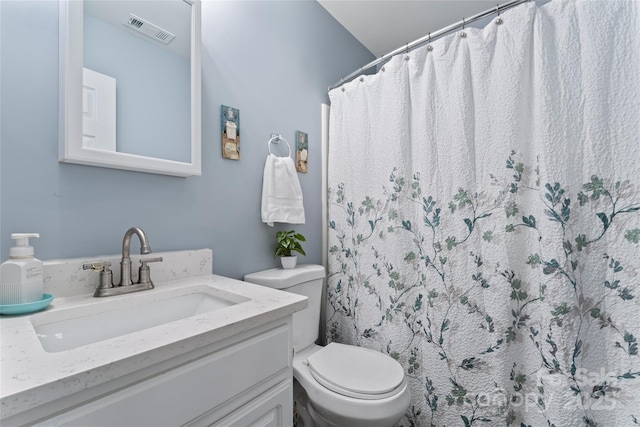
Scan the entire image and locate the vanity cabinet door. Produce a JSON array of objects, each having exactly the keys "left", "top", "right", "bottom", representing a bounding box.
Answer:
[{"left": 211, "top": 380, "right": 292, "bottom": 427}]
